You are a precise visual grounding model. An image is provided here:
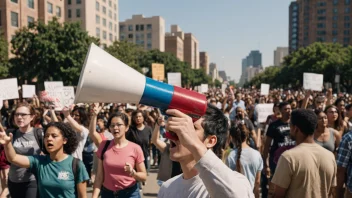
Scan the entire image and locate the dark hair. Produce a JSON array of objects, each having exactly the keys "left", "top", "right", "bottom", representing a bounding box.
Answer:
[
  {"left": 273, "top": 103, "right": 280, "bottom": 111},
  {"left": 72, "top": 106, "right": 89, "bottom": 127},
  {"left": 202, "top": 104, "right": 229, "bottom": 159},
  {"left": 229, "top": 123, "right": 249, "bottom": 174},
  {"left": 291, "top": 109, "right": 317, "bottom": 136},
  {"left": 107, "top": 112, "right": 130, "bottom": 128},
  {"left": 324, "top": 105, "right": 344, "bottom": 131},
  {"left": 43, "top": 122, "right": 78, "bottom": 154},
  {"left": 131, "top": 110, "right": 146, "bottom": 126},
  {"left": 346, "top": 104, "right": 352, "bottom": 111},
  {"left": 97, "top": 115, "right": 107, "bottom": 128},
  {"left": 278, "top": 102, "right": 290, "bottom": 111},
  {"left": 334, "top": 98, "right": 345, "bottom": 107}
]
